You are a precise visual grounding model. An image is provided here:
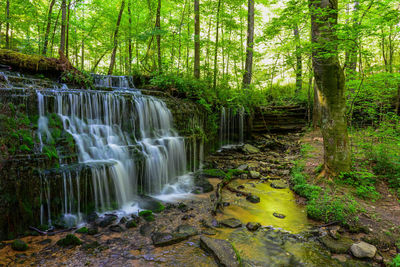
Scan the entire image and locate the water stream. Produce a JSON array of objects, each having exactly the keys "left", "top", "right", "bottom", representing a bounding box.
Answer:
[{"left": 219, "top": 106, "right": 245, "bottom": 148}]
